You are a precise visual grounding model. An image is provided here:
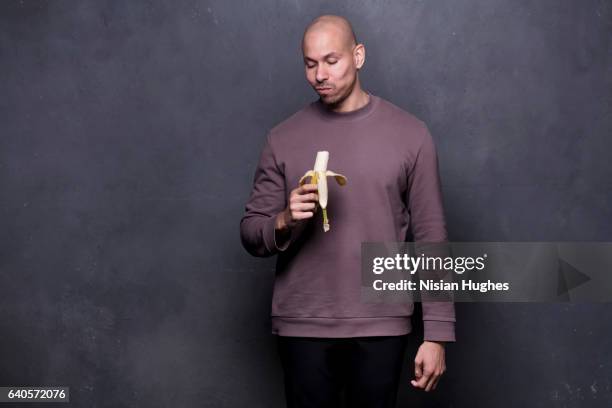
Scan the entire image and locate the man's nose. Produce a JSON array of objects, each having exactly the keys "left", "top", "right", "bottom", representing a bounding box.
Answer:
[{"left": 315, "top": 66, "right": 328, "bottom": 83}]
